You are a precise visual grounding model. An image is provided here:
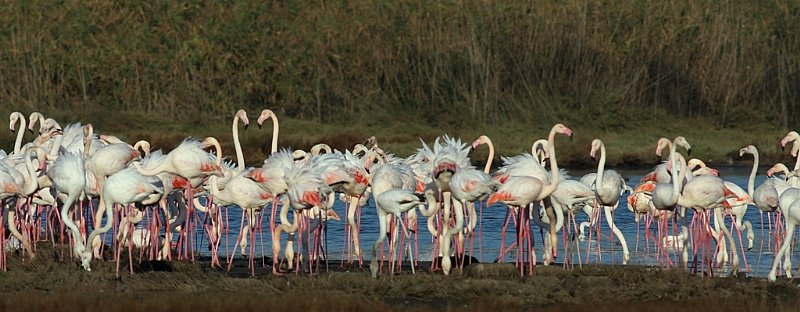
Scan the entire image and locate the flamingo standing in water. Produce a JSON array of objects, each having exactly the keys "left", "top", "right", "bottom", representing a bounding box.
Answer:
[
  {"left": 578, "top": 139, "right": 630, "bottom": 264},
  {"left": 447, "top": 146, "right": 494, "bottom": 272},
  {"left": 372, "top": 188, "right": 425, "bottom": 277},
  {"left": 487, "top": 123, "right": 572, "bottom": 276},
  {"left": 368, "top": 155, "right": 417, "bottom": 278},
  {"left": 678, "top": 163, "right": 743, "bottom": 276},
  {"left": 740, "top": 145, "right": 788, "bottom": 260},
  {"left": 83, "top": 167, "right": 162, "bottom": 273}
]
